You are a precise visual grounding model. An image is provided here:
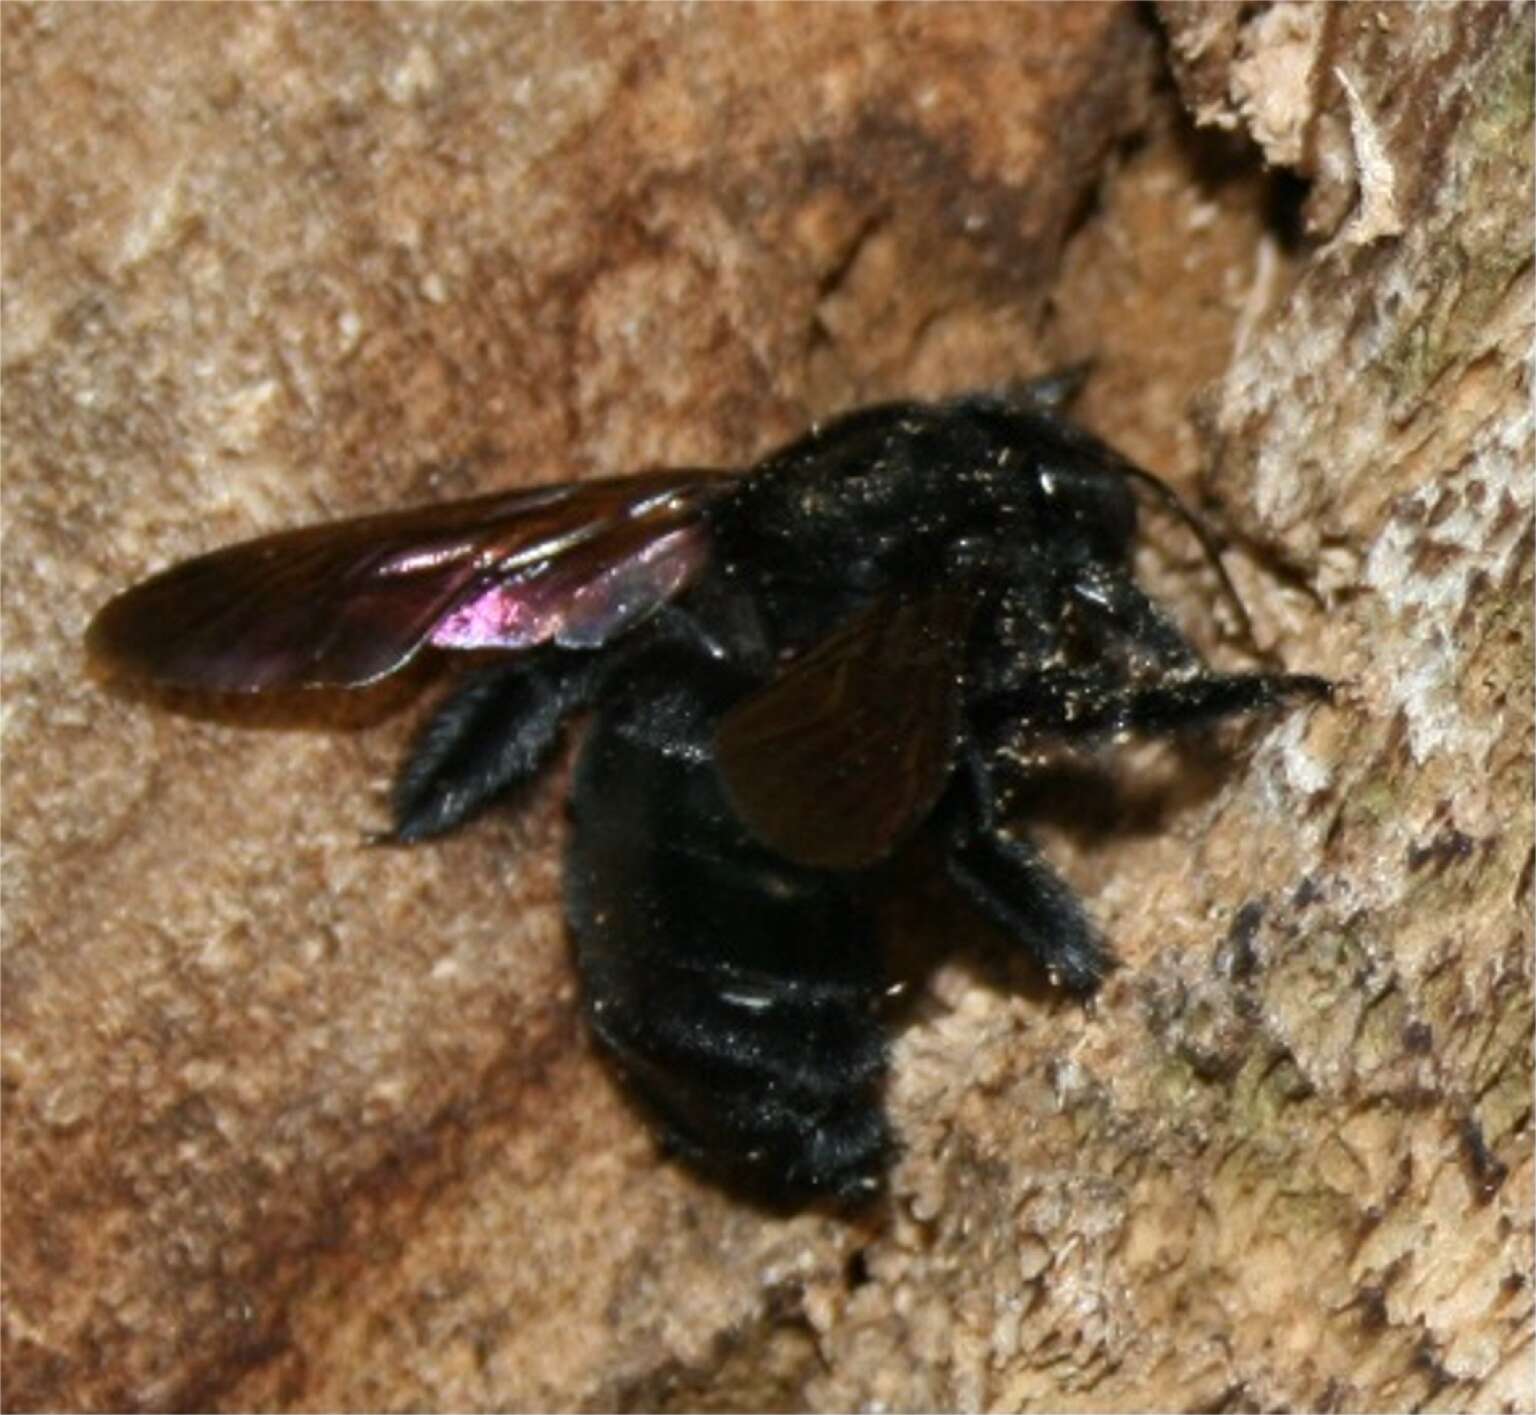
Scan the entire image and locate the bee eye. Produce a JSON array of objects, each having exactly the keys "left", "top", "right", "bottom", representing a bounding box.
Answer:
[{"left": 1033, "top": 463, "right": 1136, "bottom": 552}]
